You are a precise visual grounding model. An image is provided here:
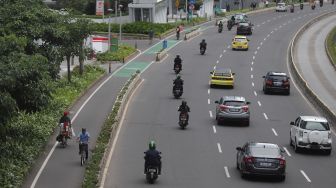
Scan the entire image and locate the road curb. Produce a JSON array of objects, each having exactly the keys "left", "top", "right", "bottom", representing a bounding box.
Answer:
[
  {"left": 324, "top": 29, "right": 336, "bottom": 71},
  {"left": 97, "top": 73, "right": 141, "bottom": 187},
  {"left": 289, "top": 10, "right": 336, "bottom": 127}
]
